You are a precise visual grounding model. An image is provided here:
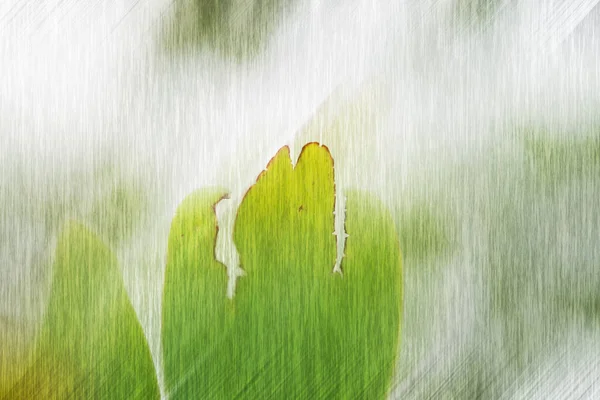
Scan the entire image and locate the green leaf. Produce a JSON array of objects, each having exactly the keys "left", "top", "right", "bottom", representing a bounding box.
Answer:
[
  {"left": 2, "top": 222, "right": 160, "bottom": 400},
  {"left": 163, "top": 143, "right": 402, "bottom": 399}
]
